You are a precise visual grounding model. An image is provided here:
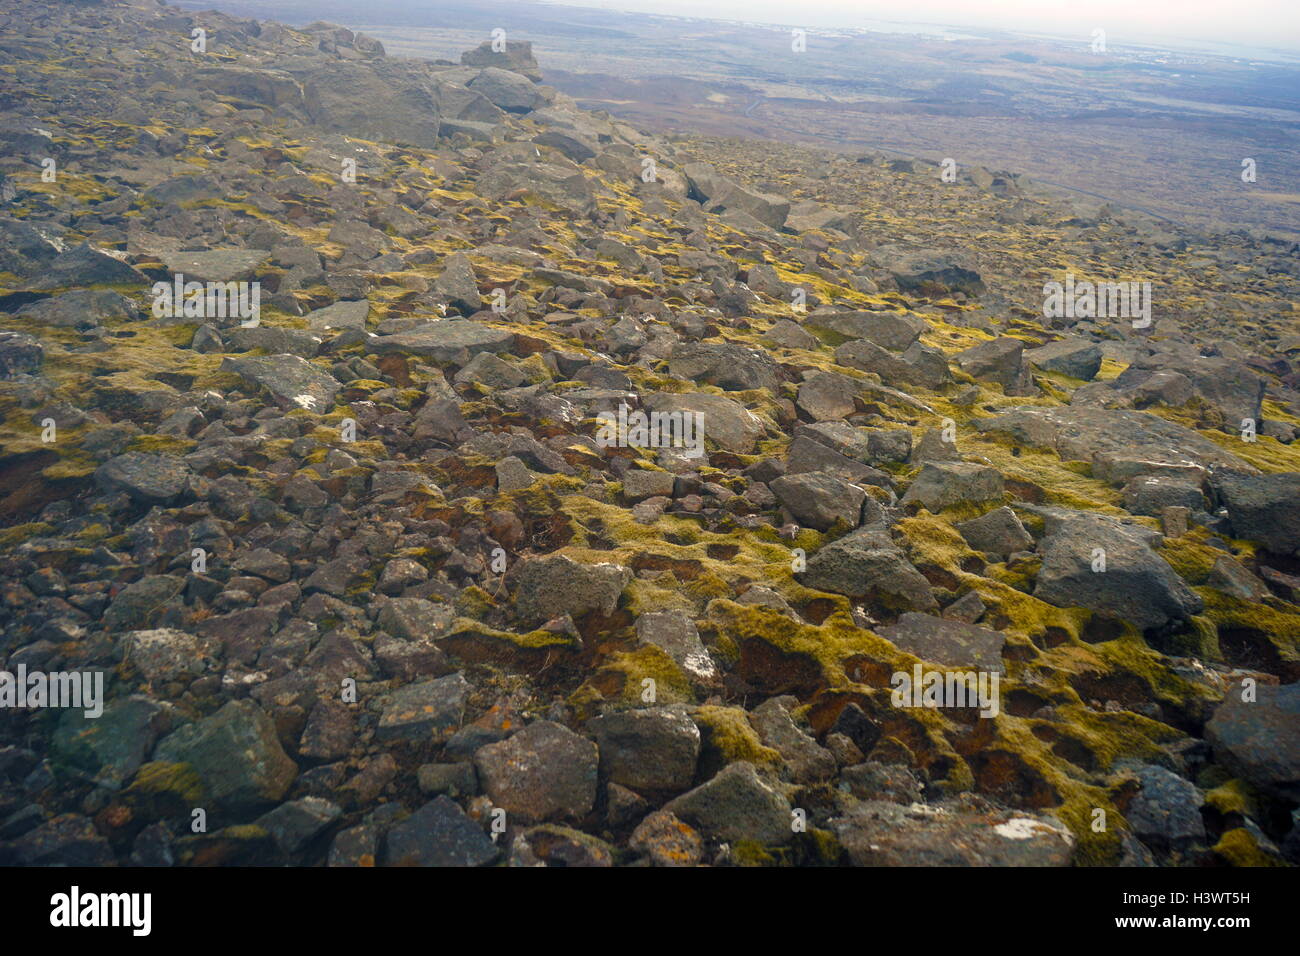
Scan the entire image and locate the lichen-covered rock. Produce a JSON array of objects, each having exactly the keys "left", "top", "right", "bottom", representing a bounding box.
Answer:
[
  {"left": 153, "top": 700, "right": 298, "bottom": 817},
  {"left": 474, "top": 721, "right": 599, "bottom": 823},
  {"left": 515, "top": 555, "right": 630, "bottom": 624}
]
